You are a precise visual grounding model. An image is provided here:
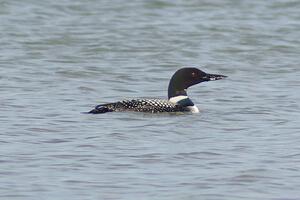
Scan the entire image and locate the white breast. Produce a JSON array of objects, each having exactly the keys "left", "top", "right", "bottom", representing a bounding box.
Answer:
[{"left": 187, "top": 105, "right": 199, "bottom": 113}]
